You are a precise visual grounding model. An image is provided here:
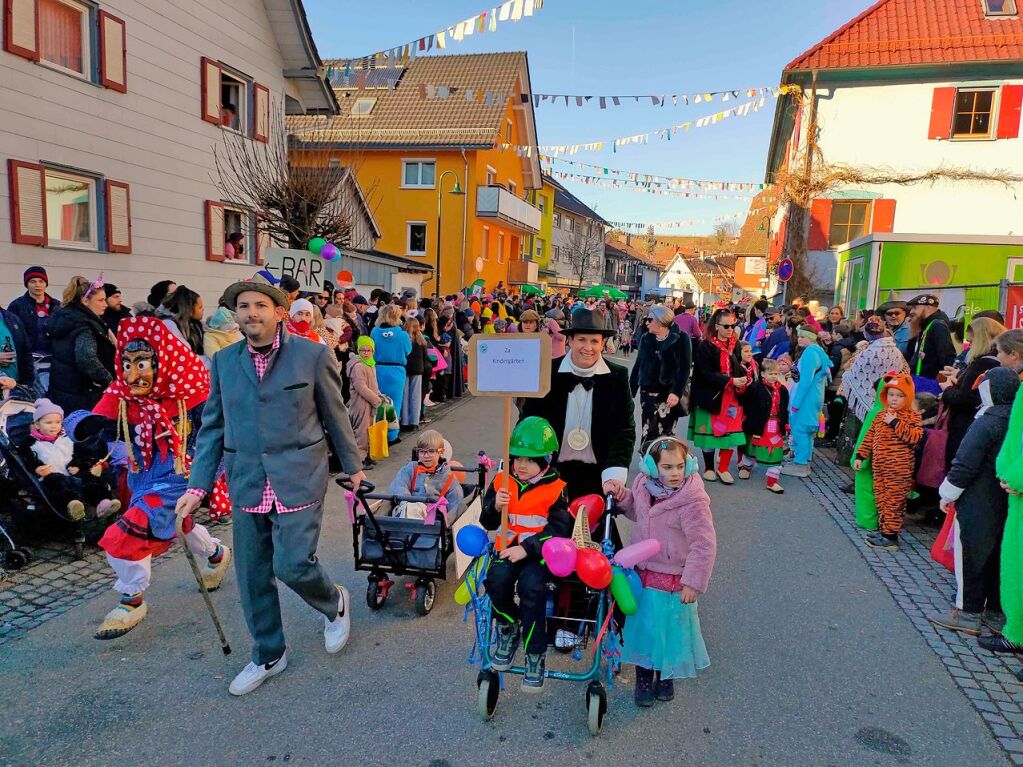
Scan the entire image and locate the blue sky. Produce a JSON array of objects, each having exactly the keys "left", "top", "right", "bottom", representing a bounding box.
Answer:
[{"left": 303, "top": 0, "right": 870, "bottom": 234}]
